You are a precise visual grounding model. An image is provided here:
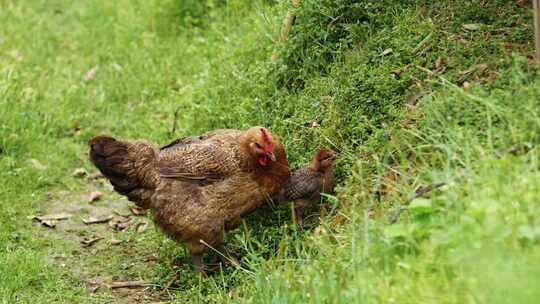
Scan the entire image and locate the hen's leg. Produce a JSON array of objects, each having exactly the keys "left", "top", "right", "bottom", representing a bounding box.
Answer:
[{"left": 190, "top": 252, "right": 205, "bottom": 274}]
